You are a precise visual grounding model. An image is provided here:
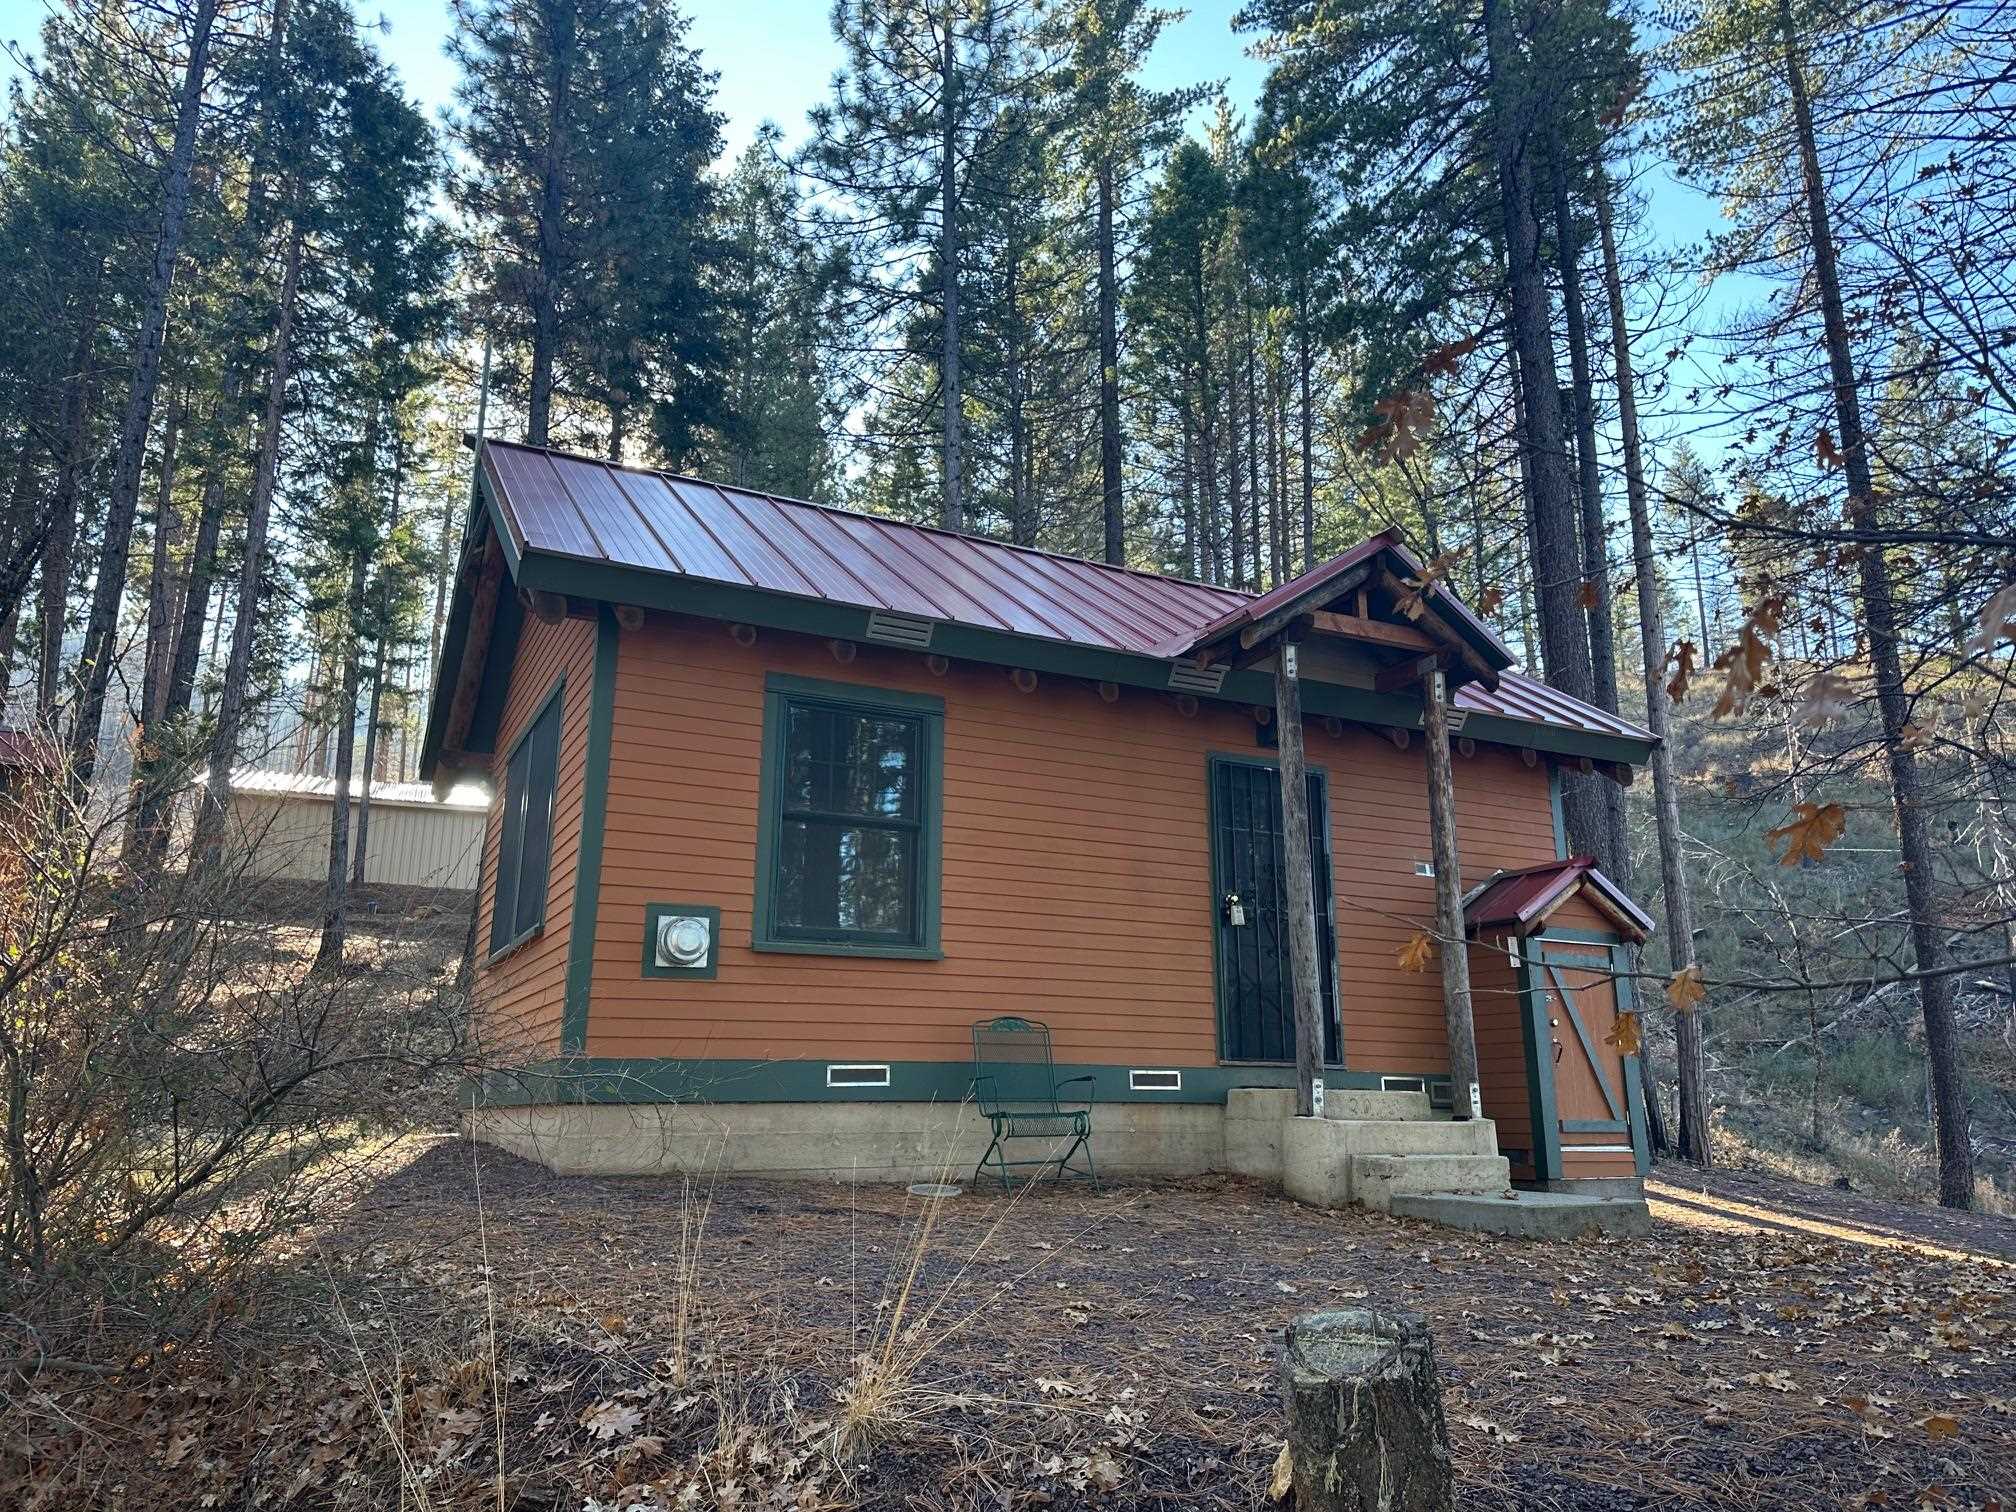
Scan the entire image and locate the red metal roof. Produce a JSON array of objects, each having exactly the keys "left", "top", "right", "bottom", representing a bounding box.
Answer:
[
  {"left": 475, "top": 439, "right": 1654, "bottom": 751},
  {"left": 1463, "top": 855, "right": 1656, "bottom": 941}
]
